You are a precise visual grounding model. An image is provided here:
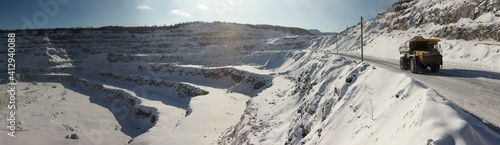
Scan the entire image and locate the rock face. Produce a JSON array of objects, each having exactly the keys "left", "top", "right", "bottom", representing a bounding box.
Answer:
[
  {"left": 363, "top": 0, "right": 500, "bottom": 41},
  {"left": 434, "top": 24, "right": 500, "bottom": 41},
  {"left": 386, "top": 0, "right": 500, "bottom": 30}
]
